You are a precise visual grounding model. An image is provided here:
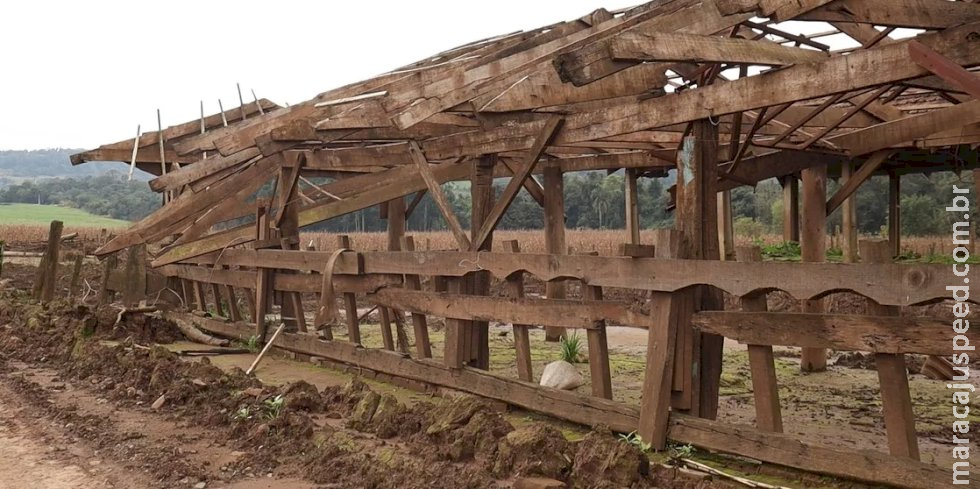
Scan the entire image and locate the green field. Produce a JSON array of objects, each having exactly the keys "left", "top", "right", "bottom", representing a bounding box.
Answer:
[{"left": 0, "top": 204, "right": 130, "bottom": 227}]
